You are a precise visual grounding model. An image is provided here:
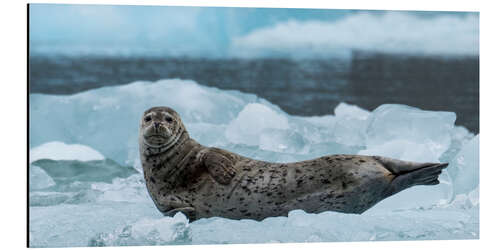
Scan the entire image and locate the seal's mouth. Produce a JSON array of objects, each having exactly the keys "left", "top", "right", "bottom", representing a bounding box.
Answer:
[
  {"left": 144, "top": 133, "right": 169, "bottom": 143},
  {"left": 146, "top": 134, "right": 168, "bottom": 139},
  {"left": 142, "top": 124, "right": 172, "bottom": 146}
]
